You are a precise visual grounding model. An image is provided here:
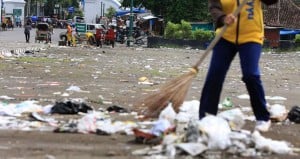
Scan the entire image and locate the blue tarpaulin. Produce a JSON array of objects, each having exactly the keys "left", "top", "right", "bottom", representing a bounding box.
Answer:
[
  {"left": 31, "top": 16, "right": 38, "bottom": 22},
  {"left": 115, "top": 8, "right": 146, "bottom": 16},
  {"left": 280, "top": 29, "right": 300, "bottom": 35}
]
